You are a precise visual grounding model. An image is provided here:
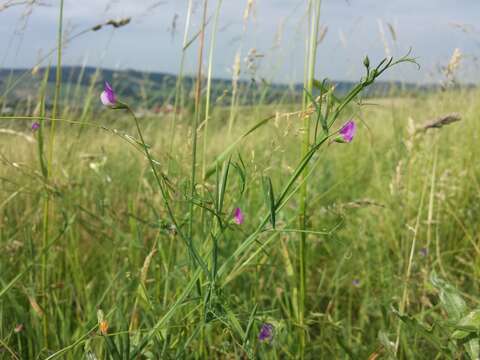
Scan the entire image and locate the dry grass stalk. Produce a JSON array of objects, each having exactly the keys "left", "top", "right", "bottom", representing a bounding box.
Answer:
[
  {"left": 417, "top": 113, "right": 462, "bottom": 132},
  {"left": 0, "top": 128, "right": 35, "bottom": 143},
  {"left": 0, "top": 0, "right": 47, "bottom": 13},
  {"left": 445, "top": 48, "right": 462, "bottom": 79},
  {"left": 243, "top": 0, "right": 256, "bottom": 25},
  {"left": 92, "top": 17, "right": 131, "bottom": 32},
  {"left": 341, "top": 198, "right": 385, "bottom": 209}
]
